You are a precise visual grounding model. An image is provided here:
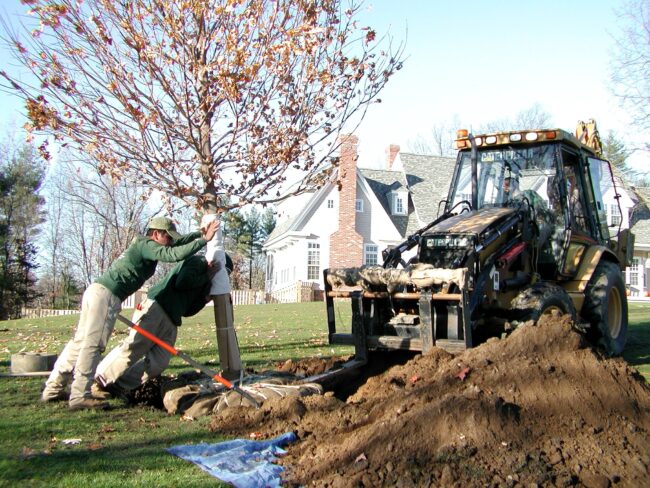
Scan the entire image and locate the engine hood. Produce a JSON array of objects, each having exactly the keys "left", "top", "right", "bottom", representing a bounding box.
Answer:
[{"left": 426, "top": 207, "right": 517, "bottom": 236}]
